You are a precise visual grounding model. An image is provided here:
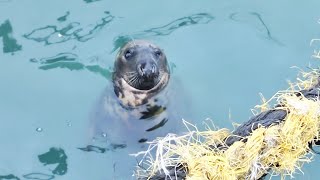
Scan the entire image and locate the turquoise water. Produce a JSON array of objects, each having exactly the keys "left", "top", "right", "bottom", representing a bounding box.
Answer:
[{"left": 1, "top": 0, "right": 320, "bottom": 179}]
